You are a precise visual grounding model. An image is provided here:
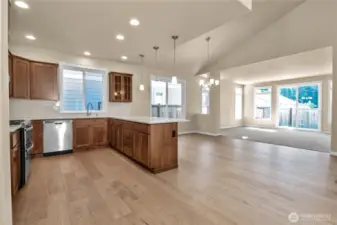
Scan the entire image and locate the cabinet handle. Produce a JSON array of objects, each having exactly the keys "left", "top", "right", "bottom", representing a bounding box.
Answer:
[{"left": 172, "top": 130, "right": 176, "bottom": 137}]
